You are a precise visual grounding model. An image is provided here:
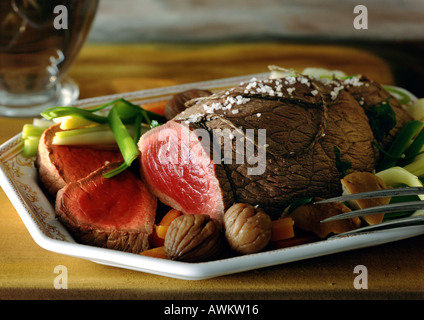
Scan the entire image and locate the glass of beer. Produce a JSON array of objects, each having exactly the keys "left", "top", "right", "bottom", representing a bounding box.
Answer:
[{"left": 0, "top": 0, "right": 99, "bottom": 117}]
